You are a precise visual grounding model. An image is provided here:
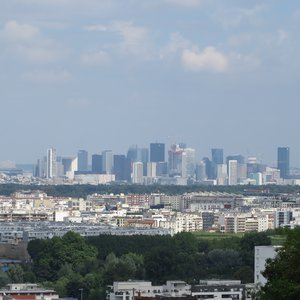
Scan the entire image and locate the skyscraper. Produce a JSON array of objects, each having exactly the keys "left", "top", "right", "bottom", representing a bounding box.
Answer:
[
  {"left": 127, "top": 145, "right": 138, "bottom": 162},
  {"left": 62, "top": 157, "right": 77, "bottom": 176},
  {"left": 212, "top": 148, "right": 223, "bottom": 165},
  {"left": 228, "top": 160, "right": 238, "bottom": 185},
  {"left": 211, "top": 148, "right": 223, "bottom": 179},
  {"left": 113, "top": 155, "right": 131, "bottom": 182},
  {"left": 147, "top": 162, "right": 157, "bottom": 178},
  {"left": 46, "top": 147, "right": 57, "bottom": 179},
  {"left": 92, "top": 154, "right": 102, "bottom": 173},
  {"left": 77, "top": 150, "right": 88, "bottom": 171},
  {"left": 202, "top": 157, "right": 213, "bottom": 179},
  {"left": 132, "top": 162, "right": 143, "bottom": 184},
  {"left": 195, "top": 161, "right": 206, "bottom": 181},
  {"left": 150, "top": 143, "right": 165, "bottom": 162},
  {"left": 127, "top": 146, "right": 148, "bottom": 176},
  {"left": 102, "top": 150, "right": 114, "bottom": 174},
  {"left": 181, "top": 148, "right": 196, "bottom": 178},
  {"left": 226, "top": 155, "right": 245, "bottom": 164},
  {"left": 168, "top": 144, "right": 184, "bottom": 177},
  {"left": 277, "top": 147, "right": 290, "bottom": 179},
  {"left": 137, "top": 148, "right": 149, "bottom": 176}
]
